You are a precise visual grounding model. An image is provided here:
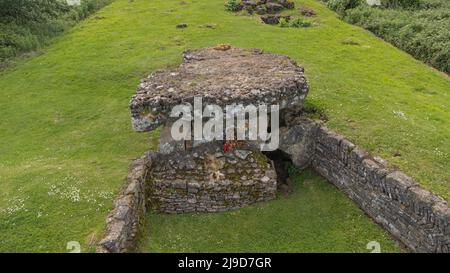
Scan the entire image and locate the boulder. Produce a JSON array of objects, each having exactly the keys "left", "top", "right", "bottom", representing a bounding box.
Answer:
[
  {"left": 300, "top": 6, "right": 316, "bottom": 17},
  {"left": 176, "top": 23, "right": 188, "bottom": 29},
  {"left": 265, "top": 2, "right": 284, "bottom": 14},
  {"left": 282, "top": 0, "right": 295, "bottom": 9},
  {"left": 260, "top": 14, "right": 280, "bottom": 25}
]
